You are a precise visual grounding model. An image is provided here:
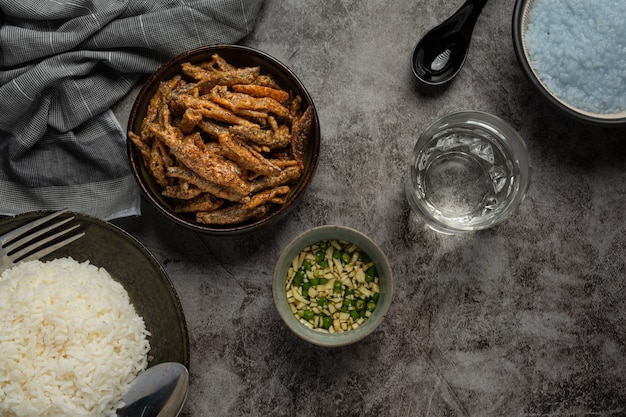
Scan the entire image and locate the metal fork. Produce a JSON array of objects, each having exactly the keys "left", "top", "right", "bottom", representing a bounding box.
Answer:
[{"left": 0, "top": 209, "right": 85, "bottom": 273}]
